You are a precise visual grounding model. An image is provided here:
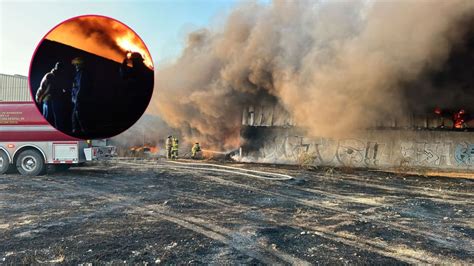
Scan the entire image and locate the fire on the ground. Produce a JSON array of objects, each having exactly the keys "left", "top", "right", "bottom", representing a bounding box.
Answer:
[{"left": 128, "top": 144, "right": 158, "bottom": 157}]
